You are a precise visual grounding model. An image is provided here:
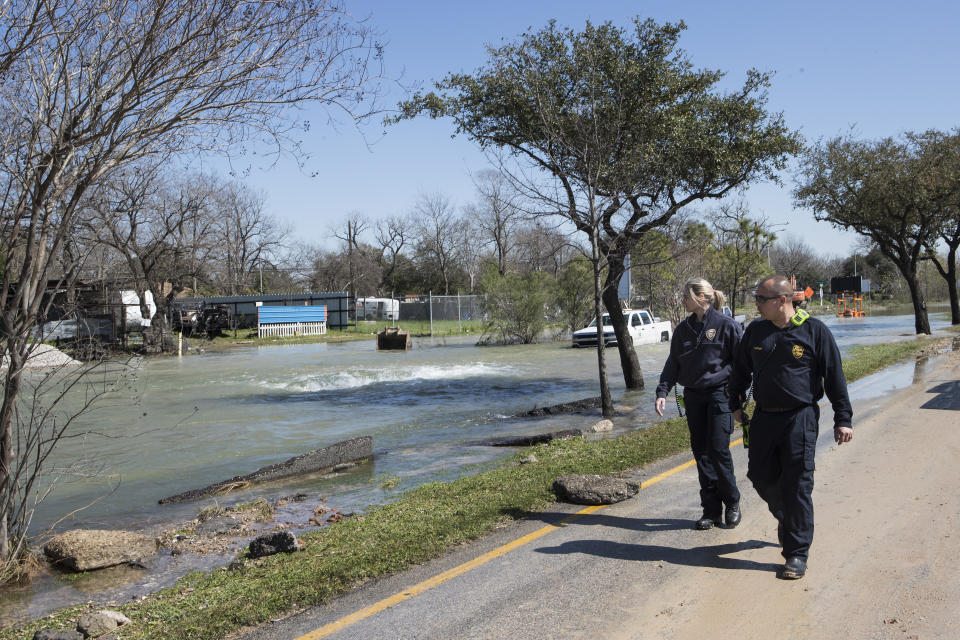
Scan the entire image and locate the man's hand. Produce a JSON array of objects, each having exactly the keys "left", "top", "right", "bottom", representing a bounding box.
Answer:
[
  {"left": 834, "top": 425, "right": 853, "bottom": 445},
  {"left": 655, "top": 397, "right": 666, "bottom": 417},
  {"left": 733, "top": 409, "right": 744, "bottom": 424}
]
